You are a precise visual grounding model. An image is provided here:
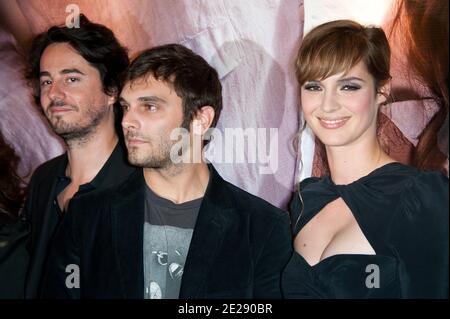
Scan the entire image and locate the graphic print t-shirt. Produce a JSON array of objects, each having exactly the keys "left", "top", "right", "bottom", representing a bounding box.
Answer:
[{"left": 143, "top": 185, "right": 202, "bottom": 299}]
